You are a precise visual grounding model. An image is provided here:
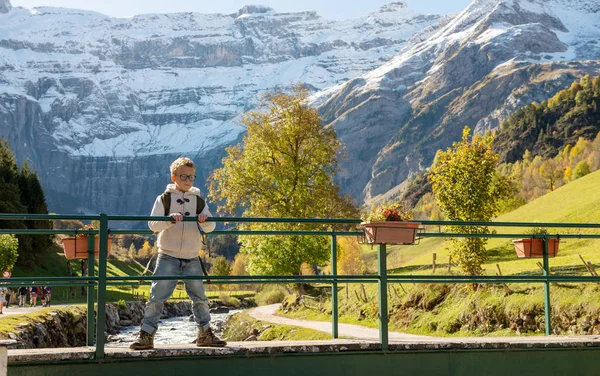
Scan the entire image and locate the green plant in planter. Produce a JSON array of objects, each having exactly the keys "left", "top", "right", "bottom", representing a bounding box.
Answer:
[
  {"left": 526, "top": 227, "right": 549, "bottom": 236},
  {"left": 361, "top": 202, "right": 419, "bottom": 245},
  {"left": 362, "top": 202, "right": 413, "bottom": 222}
]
